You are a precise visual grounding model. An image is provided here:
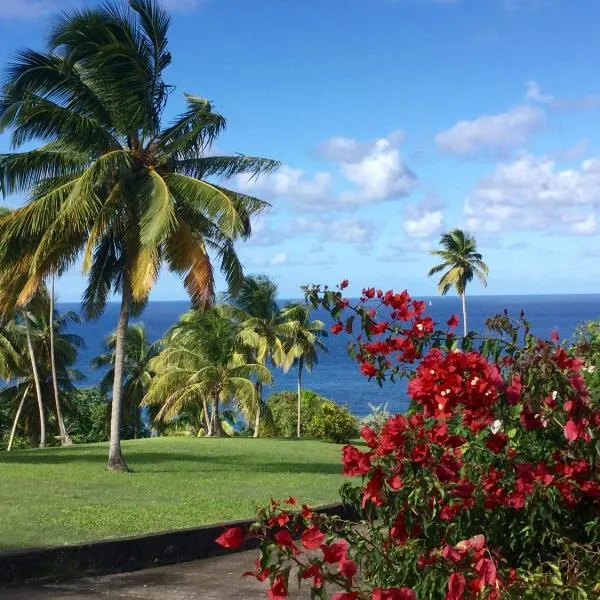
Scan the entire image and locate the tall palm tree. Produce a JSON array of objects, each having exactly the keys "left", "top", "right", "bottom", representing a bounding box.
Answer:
[
  {"left": 92, "top": 323, "right": 161, "bottom": 439},
  {"left": 227, "top": 275, "right": 290, "bottom": 437},
  {"left": 145, "top": 307, "right": 271, "bottom": 436},
  {"left": 428, "top": 229, "right": 489, "bottom": 336},
  {"left": 0, "top": 0, "right": 278, "bottom": 470},
  {"left": 281, "top": 303, "right": 327, "bottom": 438}
]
